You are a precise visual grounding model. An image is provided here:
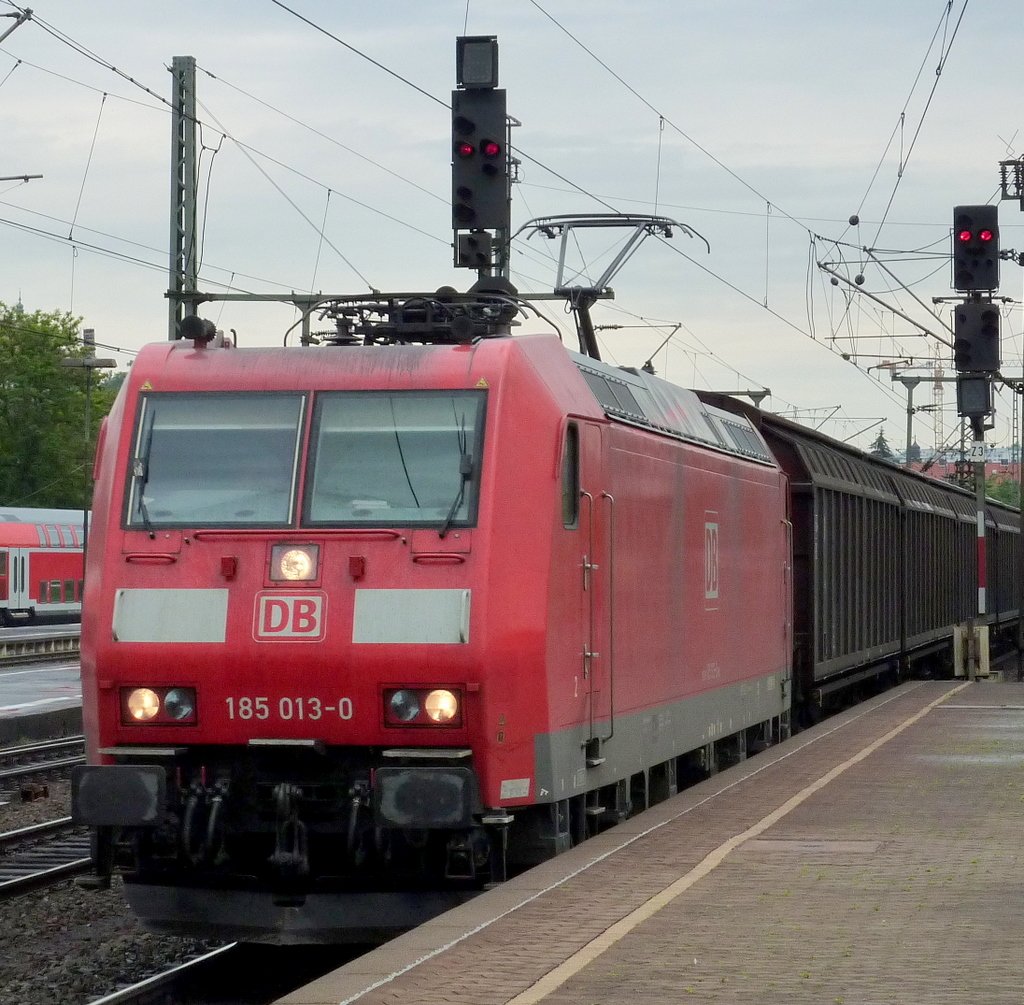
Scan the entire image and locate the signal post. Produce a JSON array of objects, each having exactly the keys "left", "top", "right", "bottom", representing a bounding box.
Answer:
[{"left": 950, "top": 204, "right": 1001, "bottom": 678}]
